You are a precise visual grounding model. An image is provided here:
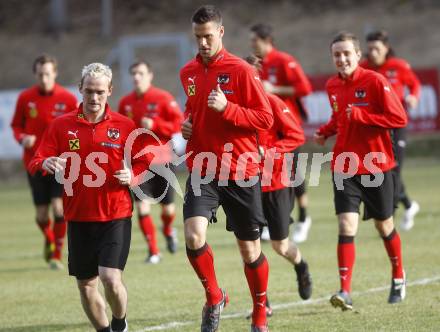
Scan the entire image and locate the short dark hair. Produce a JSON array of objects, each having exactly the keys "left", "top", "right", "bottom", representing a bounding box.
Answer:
[
  {"left": 191, "top": 5, "right": 222, "bottom": 25},
  {"left": 244, "top": 54, "right": 260, "bottom": 67},
  {"left": 366, "top": 30, "right": 389, "bottom": 44},
  {"left": 33, "top": 54, "right": 58, "bottom": 73},
  {"left": 366, "top": 30, "right": 395, "bottom": 57},
  {"left": 243, "top": 54, "right": 262, "bottom": 71},
  {"left": 331, "top": 31, "right": 361, "bottom": 53},
  {"left": 129, "top": 60, "right": 152, "bottom": 73},
  {"left": 250, "top": 23, "right": 273, "bottom": 42}
]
